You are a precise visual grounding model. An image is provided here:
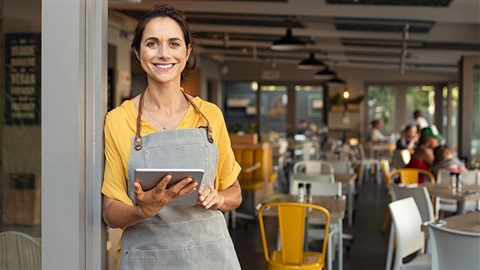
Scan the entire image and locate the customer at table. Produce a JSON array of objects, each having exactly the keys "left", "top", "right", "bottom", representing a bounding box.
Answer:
[
  {"left": 430, "top": 145, "right": 467, "bottom": 177},
  {"left": 369, "top": 119, "right": 389, "bottom": 144},
  {"left": 396, "top": 124, "right": 419, "bottom": 152},
  {"left": 397, "top": 135, "right": 439, "bottom": 183},
  {"left": 413, "top": 110, "right": 429, "bottom": 130}
]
